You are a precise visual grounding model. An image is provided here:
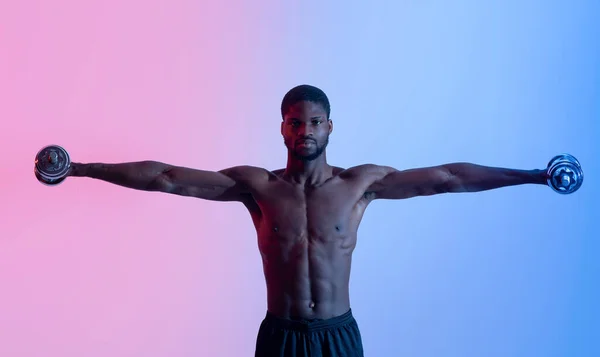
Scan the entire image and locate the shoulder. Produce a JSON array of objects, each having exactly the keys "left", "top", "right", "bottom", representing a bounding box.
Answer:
[
  {"left": 271, "top": 168, "right": 285, "bottom": 177},
  {"left": 337, "top": 164, "right": 397, "bottom": 181},
  {"left": 219, "top": 165, "right": 272, "bottom": 183}
]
